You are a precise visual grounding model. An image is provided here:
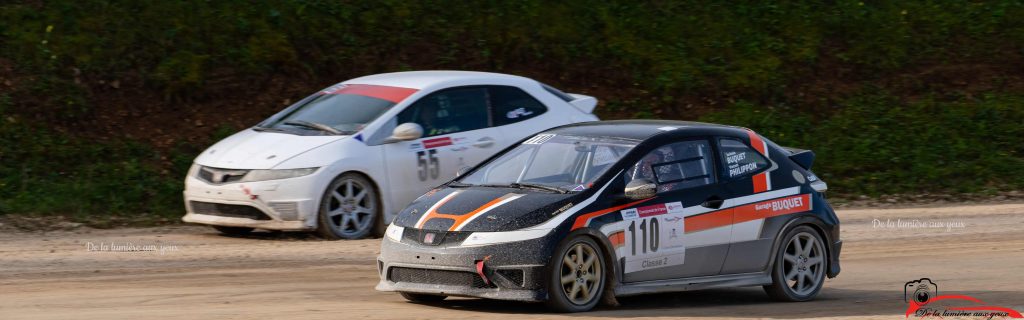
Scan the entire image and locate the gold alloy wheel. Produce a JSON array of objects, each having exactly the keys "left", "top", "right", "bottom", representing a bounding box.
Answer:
[{"left": 559, "top": 241, "right": 603, "bottom": 305}]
